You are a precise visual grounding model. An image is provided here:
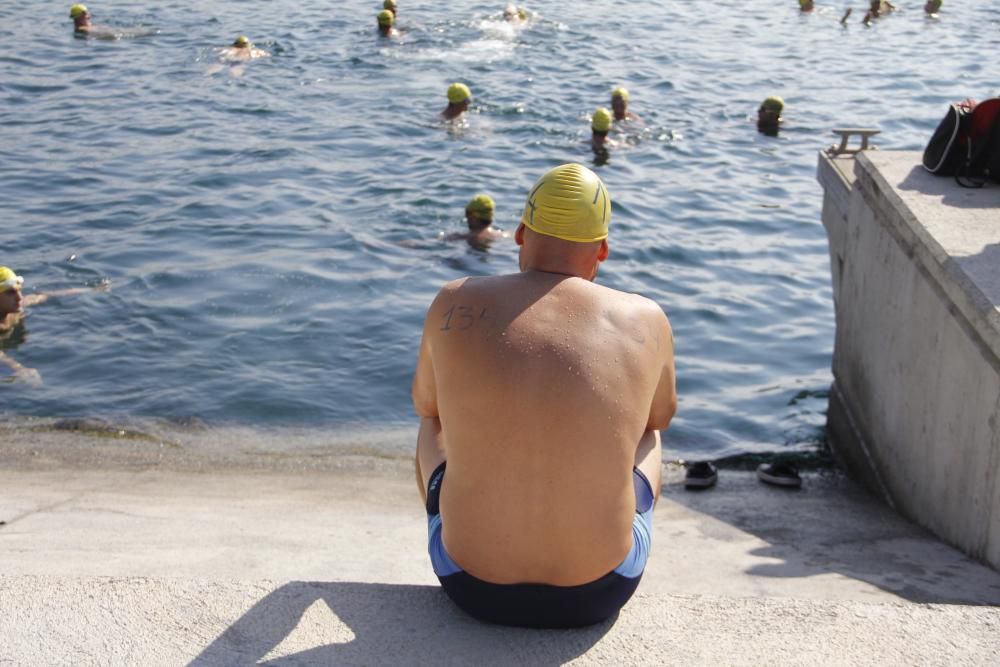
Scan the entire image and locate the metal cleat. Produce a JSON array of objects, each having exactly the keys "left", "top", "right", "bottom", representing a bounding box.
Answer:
[{"left": 827, "top": 128, "right": 880, "bottom": 156}]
